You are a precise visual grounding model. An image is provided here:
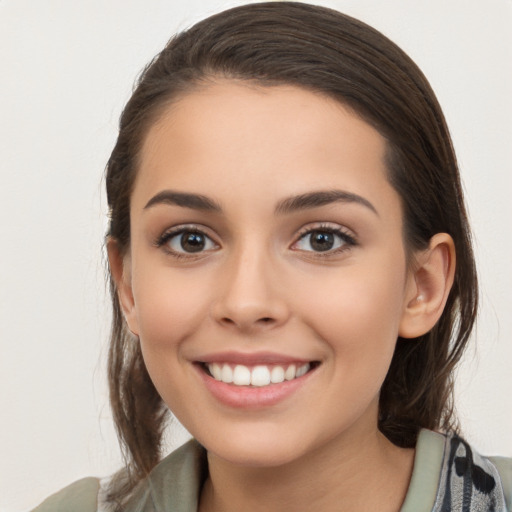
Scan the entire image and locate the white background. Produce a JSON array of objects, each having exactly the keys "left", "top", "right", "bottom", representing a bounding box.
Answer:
[{"left": 0, "top": 1, "right": 511, "bottom": 510}]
